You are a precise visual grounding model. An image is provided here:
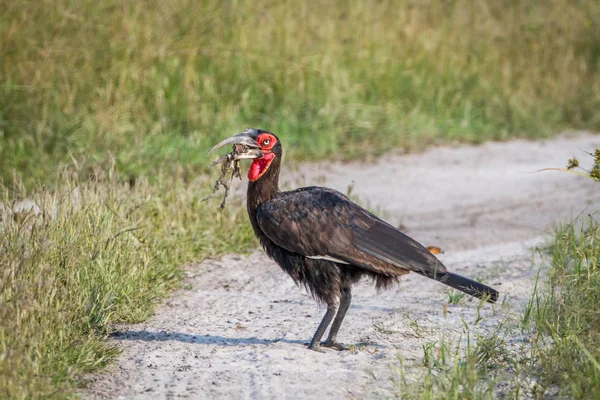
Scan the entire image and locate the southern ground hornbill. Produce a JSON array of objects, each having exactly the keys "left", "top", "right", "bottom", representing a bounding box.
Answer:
[{"left": 209, "top": 128, "right": 499, "bottom": 352}]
